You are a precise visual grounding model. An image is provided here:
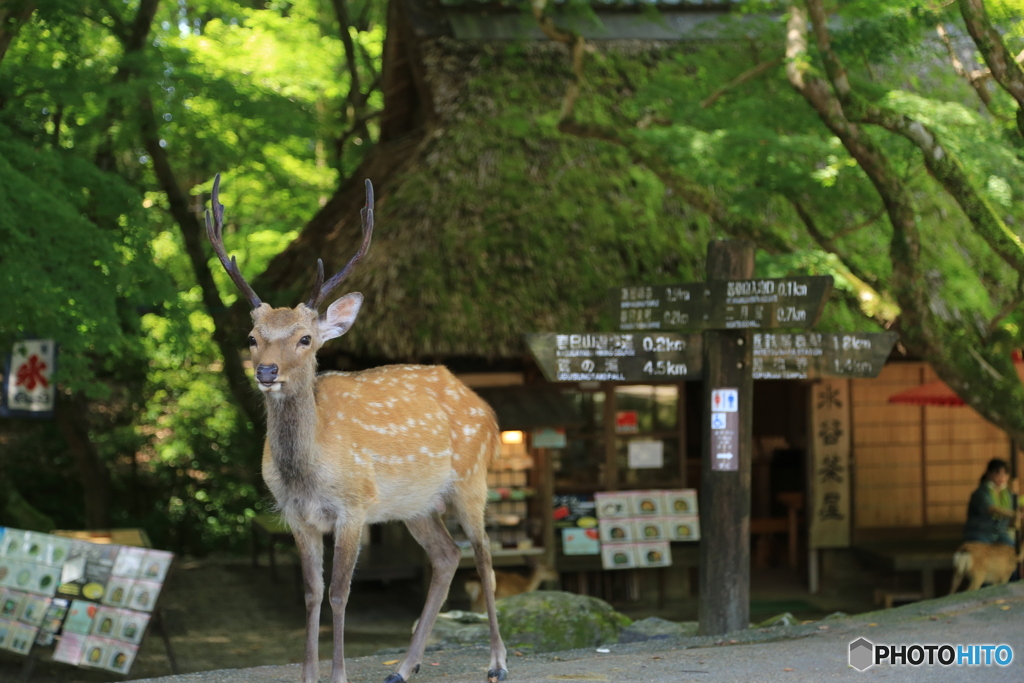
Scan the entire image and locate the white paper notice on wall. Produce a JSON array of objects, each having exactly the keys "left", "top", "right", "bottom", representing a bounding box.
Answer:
[{"left": 628, "top": 440, "right": 664, "bottom": 469}]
